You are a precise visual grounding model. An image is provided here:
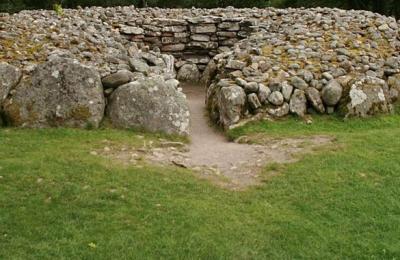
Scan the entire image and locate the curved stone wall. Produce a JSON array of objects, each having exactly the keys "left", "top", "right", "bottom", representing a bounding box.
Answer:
[
  {"left": 118, "top": 15, "right": 257, "bottom": 73},
  {"left": 1, "top": 5, "right": 400, "bottom": 132}
]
